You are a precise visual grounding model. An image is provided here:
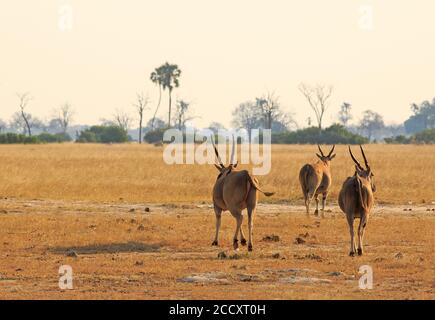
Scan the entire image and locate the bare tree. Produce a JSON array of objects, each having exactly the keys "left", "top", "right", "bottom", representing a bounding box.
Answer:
[
  {"left": 338, "top": 102, "right": 352, "bottom": 127},
  {"left": 113, "top": 109, "right": 132, "bottom": 132},
  {"left": 298, "top": 83, "right": 333, "bottom": 129},
  {"left": 173, "top": 99, "right": 196, "bottom": 130},
  {"left": 256, "top": 92, "right": 280, "bottom": 130},
  {"left": 0, "top": 119, "right": 6, "bottom": 133},
  {"left": 54, "top": 102, "right": 74, "bottom": 134},
  {"left": 17, "top": 92, "right": 33, "bottom": 136},
  {"left": 133, "top": 92, "right": 150, "bottom": 143}
]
